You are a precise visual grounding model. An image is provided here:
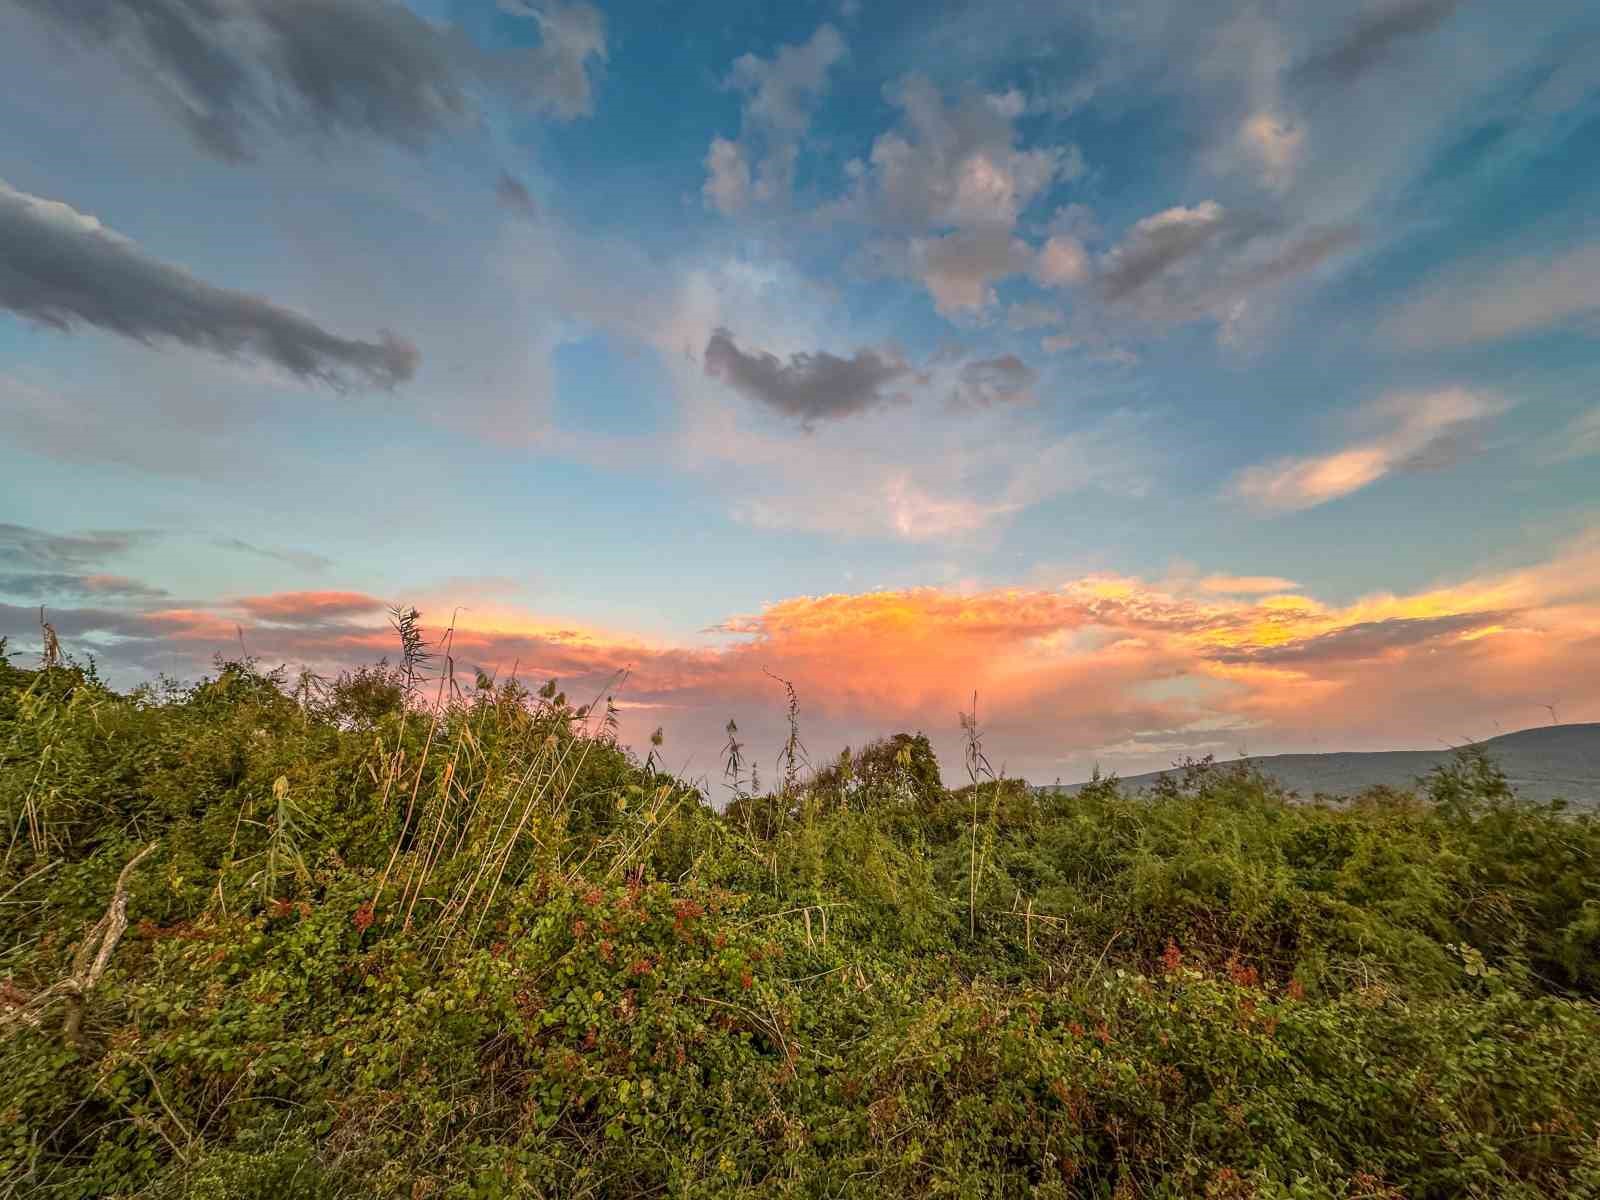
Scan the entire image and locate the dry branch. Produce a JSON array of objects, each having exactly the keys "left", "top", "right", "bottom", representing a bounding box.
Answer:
[{"left": 1, "top": 842, "right": 158, "bottom": 1043}]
